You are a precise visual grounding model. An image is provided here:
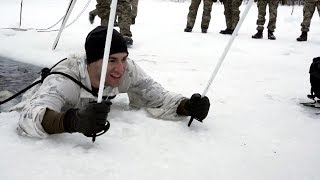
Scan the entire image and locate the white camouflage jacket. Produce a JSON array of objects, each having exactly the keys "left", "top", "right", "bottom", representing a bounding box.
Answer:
[{"left": 13, "top": 54, "right": 185, "bottom": 138}]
